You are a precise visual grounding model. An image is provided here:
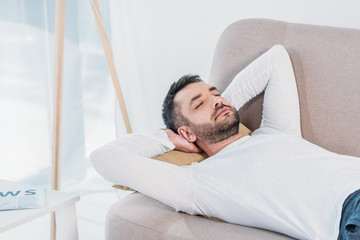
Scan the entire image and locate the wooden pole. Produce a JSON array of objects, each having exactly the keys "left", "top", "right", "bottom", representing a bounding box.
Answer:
[
  {"left": 90, "top": 0, "right": 132, "bottom": 134},
  {"left": 51, "top": 0, "right": 66, "bottom": 239}
]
